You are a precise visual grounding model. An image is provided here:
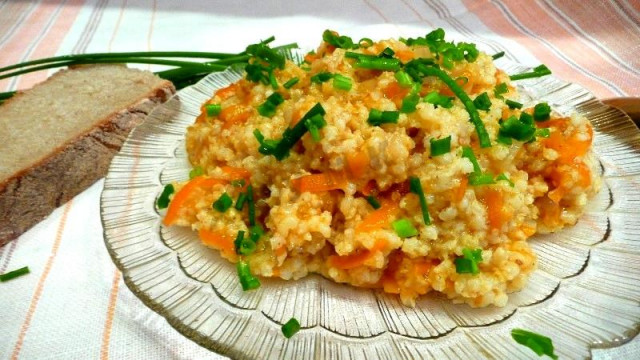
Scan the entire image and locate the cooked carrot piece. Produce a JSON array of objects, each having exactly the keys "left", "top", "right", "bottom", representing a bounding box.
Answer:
[
  {"left": 221, "top": 166, "right": 251, "bottom": 181},
  {"left": 395, "top": 50, "right": 415, "bottom": 63},
  {"left": 383, "top": 81, "right": 410, "bottom": 107},
  {"left": 360, "top": 180, "right": 377, "bottom": 196},
  {"left": 328, "top": 239, "right": 387, "bottom": 269},
  {"left": 483, "top": 189, "right": 510, "bottom": 231},
  {"left": 451, "top": 177, "right": 468, "bottom": 203},
  {"left": 199, "top": 228, "right": 236, "bottom": 259},
  {"left": 291, "top": 171, "right": 348, "bottom": 193},
  {"left": 355, "top": 202, "right": 399, "bottom": 233},
  {"left": 219, "top": 105, "right": 252, "bottom": 129},
  {"left": 215, "top": 83, "right": 238, "bottom": 100},
  {"left": 346, "top": 150, "right": 369, "bottom": 178},
  {"left": 163, "top": 176, "right": 226, "bottom": 226}
]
